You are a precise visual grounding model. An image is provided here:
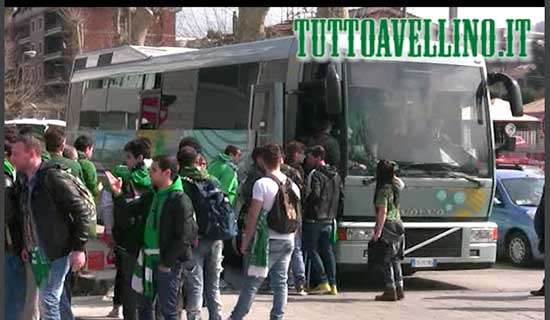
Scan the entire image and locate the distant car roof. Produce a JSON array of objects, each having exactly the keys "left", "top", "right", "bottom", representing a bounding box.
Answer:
[{"left": 496, "top": 169, "right": 544, "bottom": 180}]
